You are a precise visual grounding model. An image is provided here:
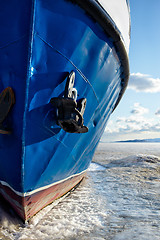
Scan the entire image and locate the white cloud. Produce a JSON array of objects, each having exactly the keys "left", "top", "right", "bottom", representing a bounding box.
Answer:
[
  {"left": 128, "top": 73, "right": 160, "bottom": 93},
  {"left": 105, "top": 115, "right": 160, "bottom": 138},
  {"left": 114, "top": 115, "right": 157, "bottom": 133},
  {"left": 105, "top": 103, "right": 160, "bottom": 139},
  {"left": 130, "top": 103, "right": 149, "bottom": 115},
  {"left": 155, "top": 108, "right": 160, "bottom": 117}
]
